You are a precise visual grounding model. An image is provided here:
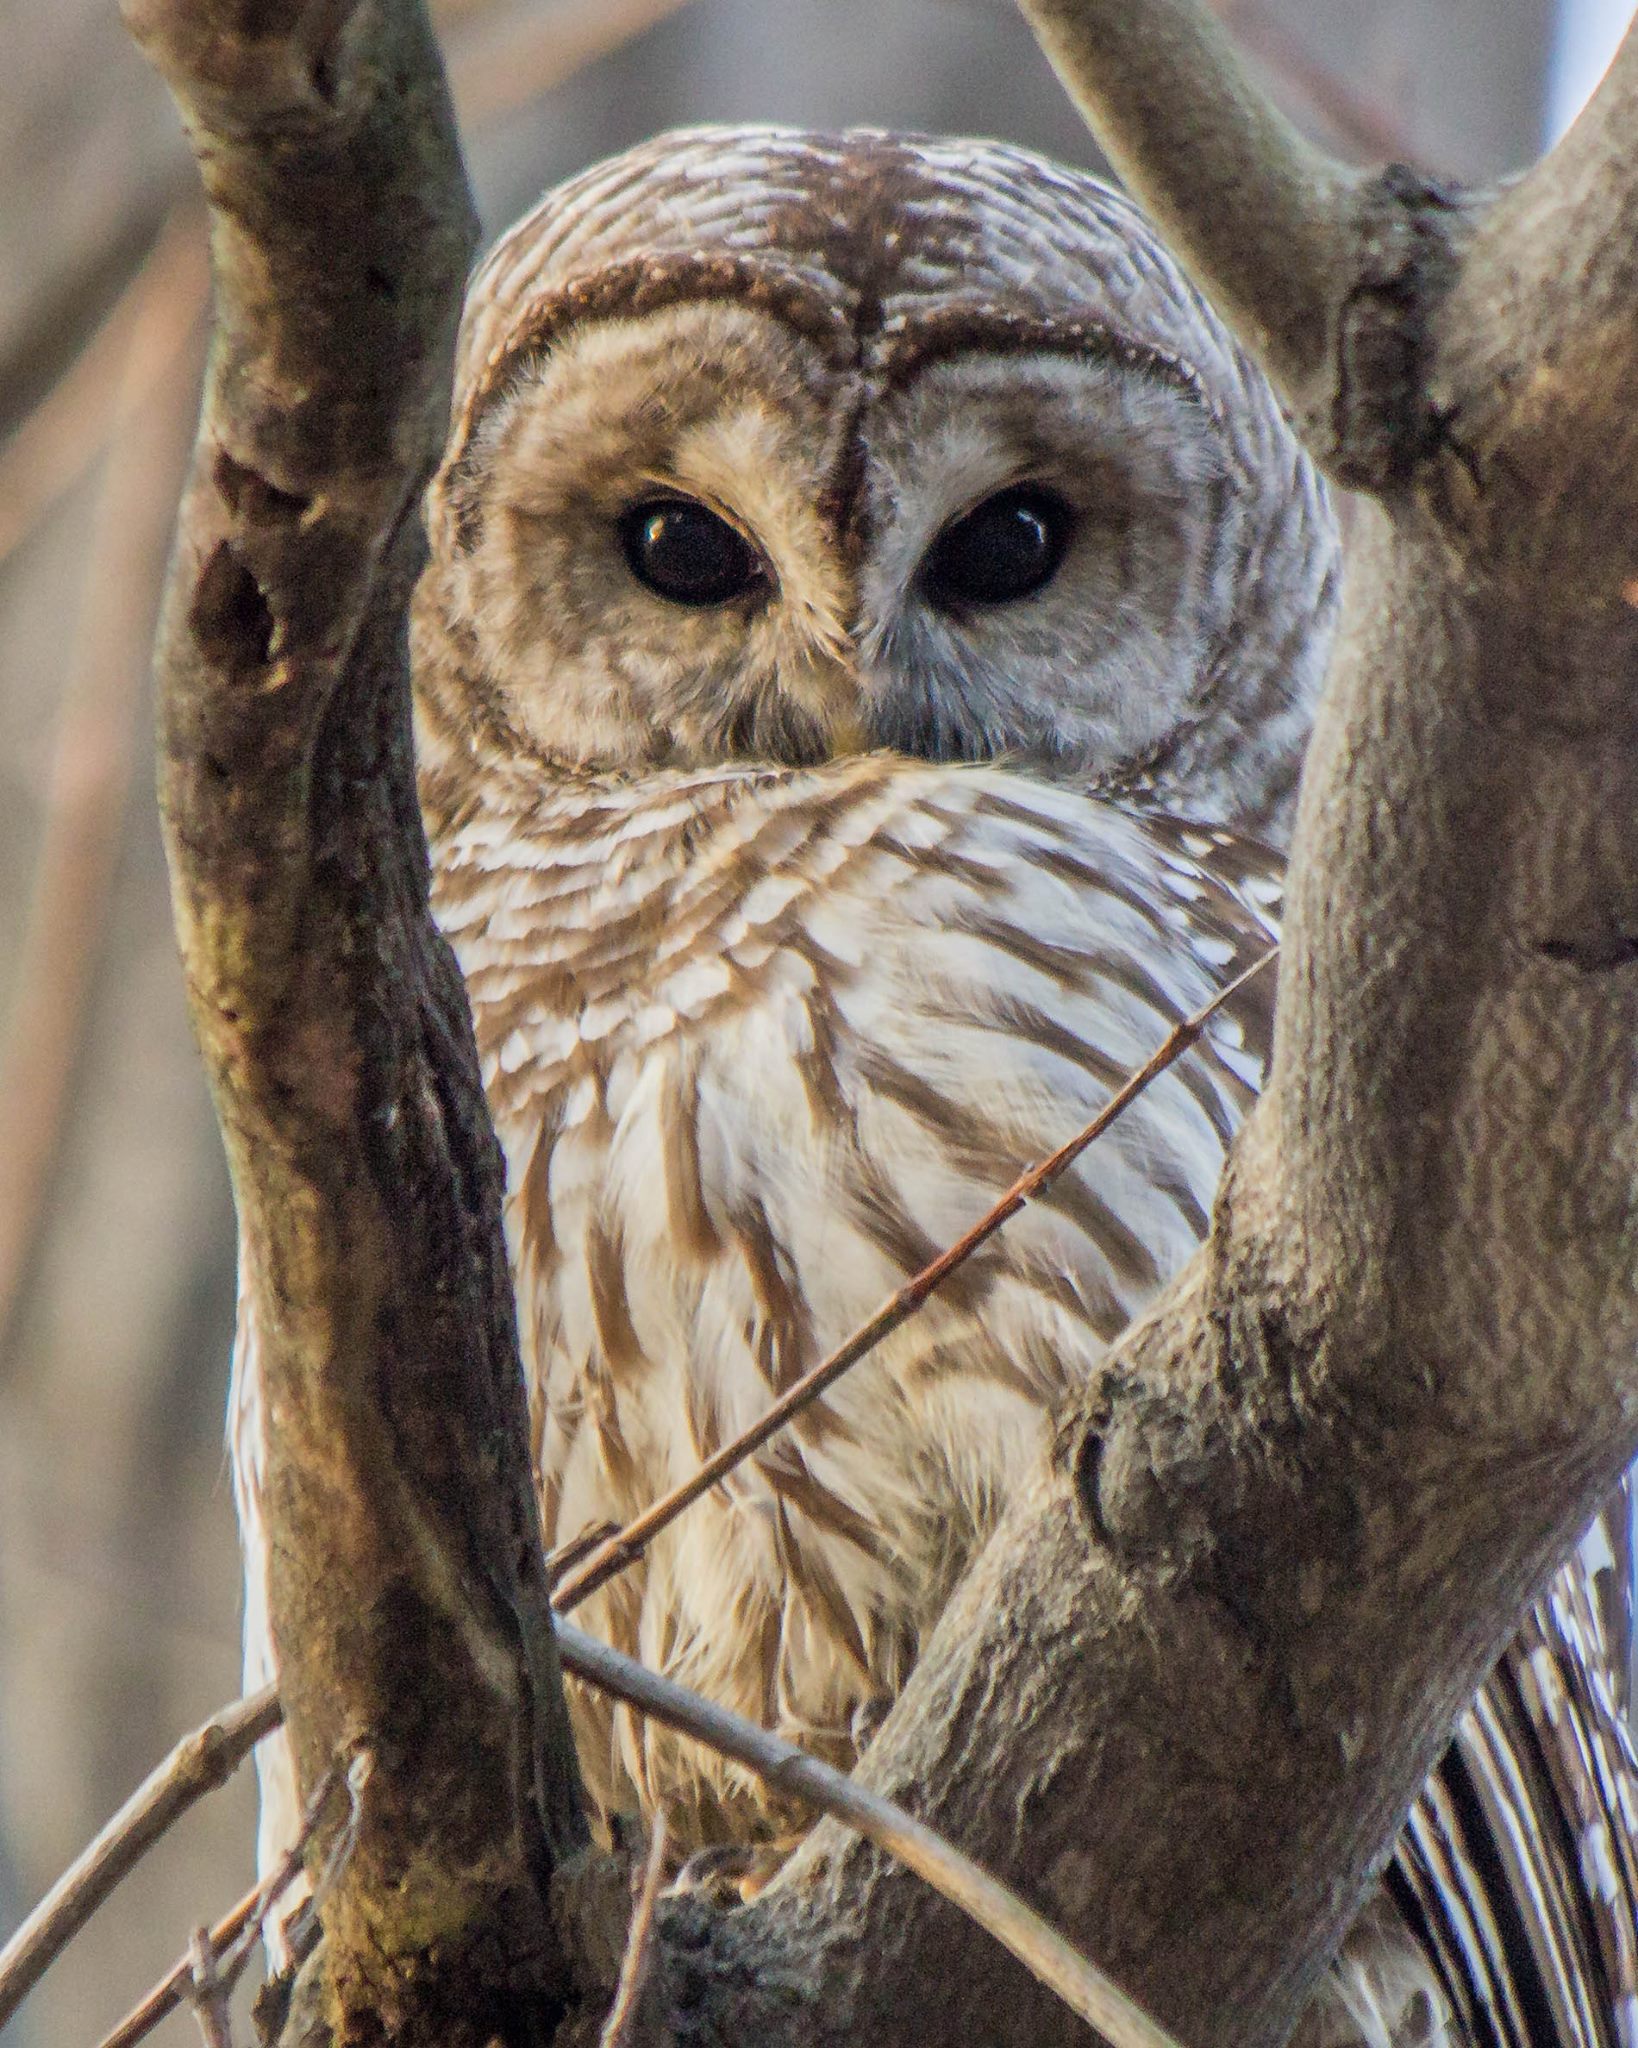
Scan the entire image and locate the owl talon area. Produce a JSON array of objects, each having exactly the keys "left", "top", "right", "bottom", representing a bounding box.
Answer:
[{"left": 669, "top": 1840, "right": 798, "bottom": 1905}]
